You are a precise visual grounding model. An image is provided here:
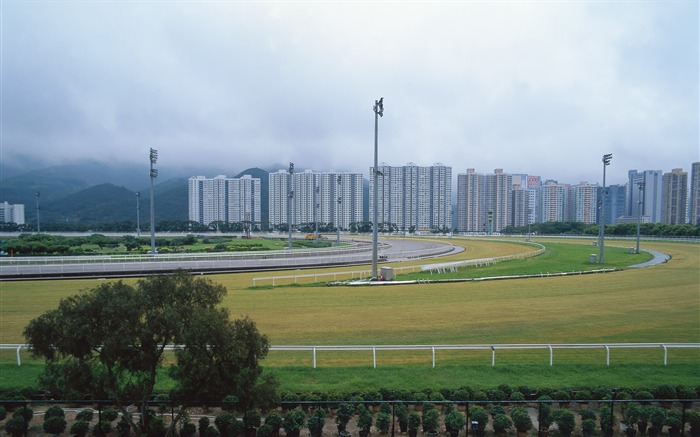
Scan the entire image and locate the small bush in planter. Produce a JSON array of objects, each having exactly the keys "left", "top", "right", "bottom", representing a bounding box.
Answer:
[
  {"left": 422, "top": 408, "right": 440, "bottom": 433},
  {"left": 647, "top": 406, "right": 666, "bottom": 437},
  {"left": 510, "top": 407, "right": 532, "bottom": 434},
  {"left": 624, "top": 402, "right": 644, "bottom": 435},
  {"left": 5, "top": 416, "right": 29, "bottom": 437},
  {"left": 76, "top": 409, "right": 94, "bottom": 423},
  {"left": 44, "top": 415, "right": 68, "bottom": 436},
  {"left": 181, "top": 422, "right": 197, "bottom": 437},
  {"left": 256, "top": 424, "right": 273, "bottom": 437},
  {"left": 599, "top": 405, "right": 617, "bottom": 437},
  {"left": 575, "top": 390, "right": 592, "bottom": 405},
  {"left": 407, "top": 412, "right": 421, "bottom": 437},
  {"left": 282, "top": 408, "right": 305, "bottom": 437},
  {"left": 510, "top": 391, "right": 525, "bottom": 402},
  {"left": 70, "top": 419, "right": 90, "bottom": 437},
  {"left": 102, "top": 407, "right": 119, "bottom": 423},
  {"left": 205, "top": 426, "right": 221, "bottom": 437},
  {"left": 264, "top": 412, "right": 282, "bottom": 435},
  {"left": 492, "top": 414, "right": 513, "bottom": 435},
  {"left": 490, "top": 405, "right": 506, "bottom": 418},
  {"left": 92, "top": 420, "right": 112, "bottom": 437},
  {"left": 469, "top": 406, "right": 489, "bottom": 436},
  {"left": 552, "top": 410, "right": 575, "bottom": 437},
  {"left": 45, "top": 405, "right": 65, "bottom": 419},
  {"left": 653, "top": 384, "right": 677, "bottom": 401},
  {"left": 687, "top": 411, "right": 700, "bottom": 437},
  {"left": 581, "top": 419, "right": 596, "bottom": 437},
  {"left": 306, "top": 408, "right": 326, "bottom": 437},
  {"left": 579, "top": 409, "right": 596, "bottom": 422},
  {"left": 395, "top": 403, "right": 409, "bottom": 433},
  {"left": 335, "top": 403, "right": 354, "bottom": 433},
  {"left": 376, "top": 411, "right": 392, "bottom": 435},
  {"left": 537, "top": 396, "right": 553, "bottom": 431},
  {"left": 199, "top": 417, "right": 211, "bottom": 437},
  {"left": 444, "top": 409, "right": 466, "bottom": 436},
  {"left": 553, "top": 390, "right": 571, "bottom": 407},
  {"left": 665, "top": 409, "right": 683, "bottom": 437},
  {"left": 357, "top": 405, "right": 374, "bottom": 437}
]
